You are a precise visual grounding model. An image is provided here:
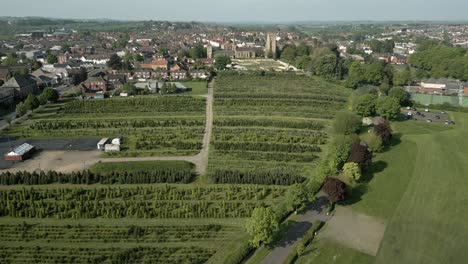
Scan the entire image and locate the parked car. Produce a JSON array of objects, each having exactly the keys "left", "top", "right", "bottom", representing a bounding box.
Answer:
[
  {"left": 425, "top": 108, "right": 429, "bottom": 112},
  {"left": 435, "top": 115, "right": 440, "bottom": 119},
  {"left": 427, "top": 119, "right": 432, "bottom": 123}
]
